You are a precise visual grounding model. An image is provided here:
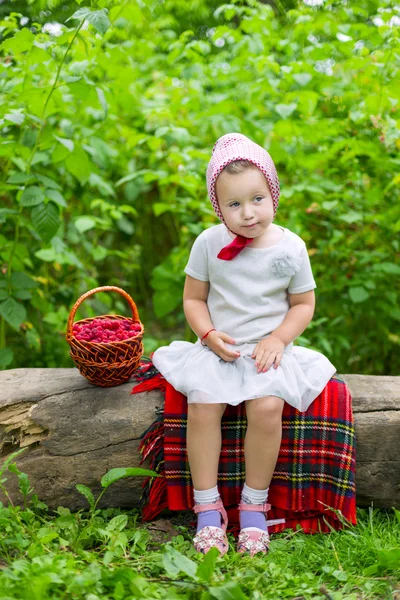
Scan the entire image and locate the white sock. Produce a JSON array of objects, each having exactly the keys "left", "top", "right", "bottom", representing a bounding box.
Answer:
[
  {"left": 193, "top": 485, "right": 220, "bottom": 505},
  {"left": 241, "top": 483, "right": 269, "bottom": 505}
]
